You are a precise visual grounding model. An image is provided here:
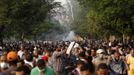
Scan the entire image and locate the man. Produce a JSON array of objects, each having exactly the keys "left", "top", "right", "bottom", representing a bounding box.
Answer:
[
  {"left": 51, "top": 46, "right": 66, "bottom": 75},
  {"left": 80, "top": 63, "right": 93, "bottom": 75},
  {"left": 0, "top": 51, "right": 18, "bottom": 75},
  {"left": 0, "top": 55, "right": 8, "bottom": 72},
  {"left": 78, "top": 51, "right": 87, "bottom": 63},
  {"left": 92, "top": 49, "right": 108, "bottom": 69},
  {"left": 70, "top": 60, "right": 84, "bottom": 75},
  {"left": 127, "top": 48, "right": 134, "bottom": 75},
  {"left": 23, "top": 50, "right": 34, "bottom": 69},
  {"left": 33, "top": 48, "right": 39, "bottom": 62},
  {"left": 15, "top": 65, "right": 29, "bottom": 75},
  {"left": 97, "top": 63, "right": 109, "bottom": 75},
  {"left": 91, "top": 49, "right": 96, "bottom": 60},
  {"left": 30, "top": 59, "right": 55, "bottom": 75},
  {"left": 17, "top": 45, "right": 24, "bottom": 59},
  {"left": 109, "top": 51, "right": 126, "bottom": 75}
]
